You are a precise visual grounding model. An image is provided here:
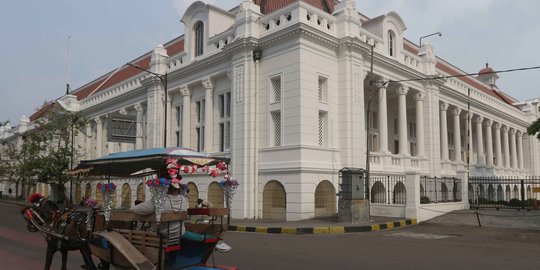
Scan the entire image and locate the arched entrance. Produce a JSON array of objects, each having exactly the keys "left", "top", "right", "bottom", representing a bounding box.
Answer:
[
  {"left": 263, "top": 180, "right": 286, "bottom": 220},
  {"left": 314, "top": 180, "right": 336, "bottom": 218},
  {"left": 44, "top": 185, "right": 49, "bottom": 197},
  {"left": 188, "top": 182, "right": 199, "bottom": 208},
  {"left": 208, "top": 182, "right": 224, "bottom": 208},
  {"left": 121, "top": 184, "right": 132, "bottom": 209}
]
